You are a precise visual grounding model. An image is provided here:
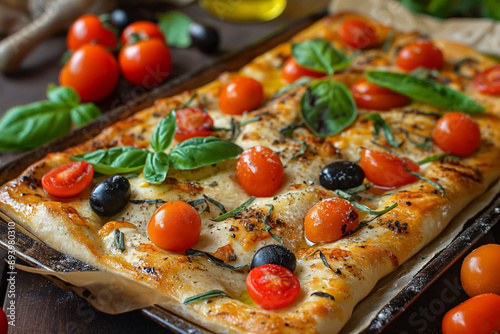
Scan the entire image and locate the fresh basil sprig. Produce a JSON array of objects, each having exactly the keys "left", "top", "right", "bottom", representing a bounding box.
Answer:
[
  {"left": 0, "top": 85, "right": 101, "bottom": 152},
  {"left": 292, "top": 39, "right": 352, "bottom": 75},
  {"left": 364, "top": 113, "right": 402, "bottom": 147},
  {"left": 72, "top": 147, "right": 150, "bottom": 175},
  {"left": 366, "top": 71, "right": 484, "bottom": 114}
]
